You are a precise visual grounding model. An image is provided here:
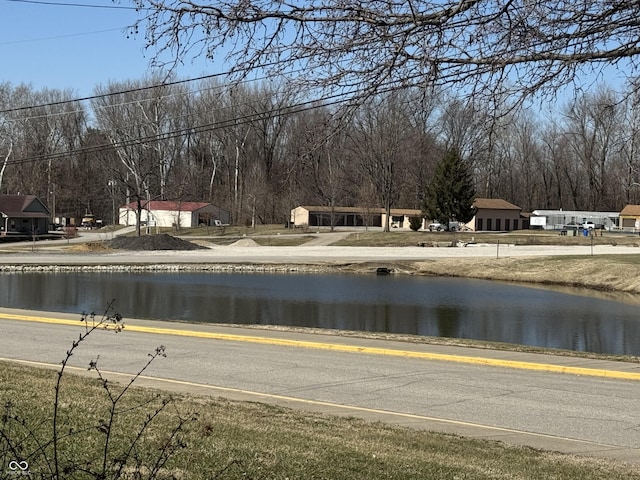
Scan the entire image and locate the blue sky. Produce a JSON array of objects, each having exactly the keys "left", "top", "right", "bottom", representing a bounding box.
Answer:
[
  {"left": 0, "top": 0, "right": 629, "bottom": 110},
  {"left": 0, "top": 0, "right": 215, "bottom": 97}
]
